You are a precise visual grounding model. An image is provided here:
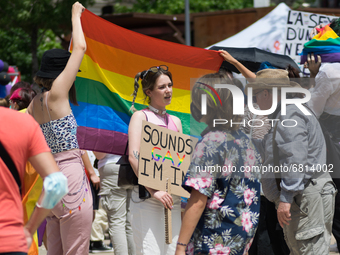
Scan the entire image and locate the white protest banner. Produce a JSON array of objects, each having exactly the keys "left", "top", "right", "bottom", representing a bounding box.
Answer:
[
  {"left": 138, "top": 120, "right": 198, "bottom": 198},
  {"left": 284, "top": 10, "right": 336, "bottom": 64}
]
